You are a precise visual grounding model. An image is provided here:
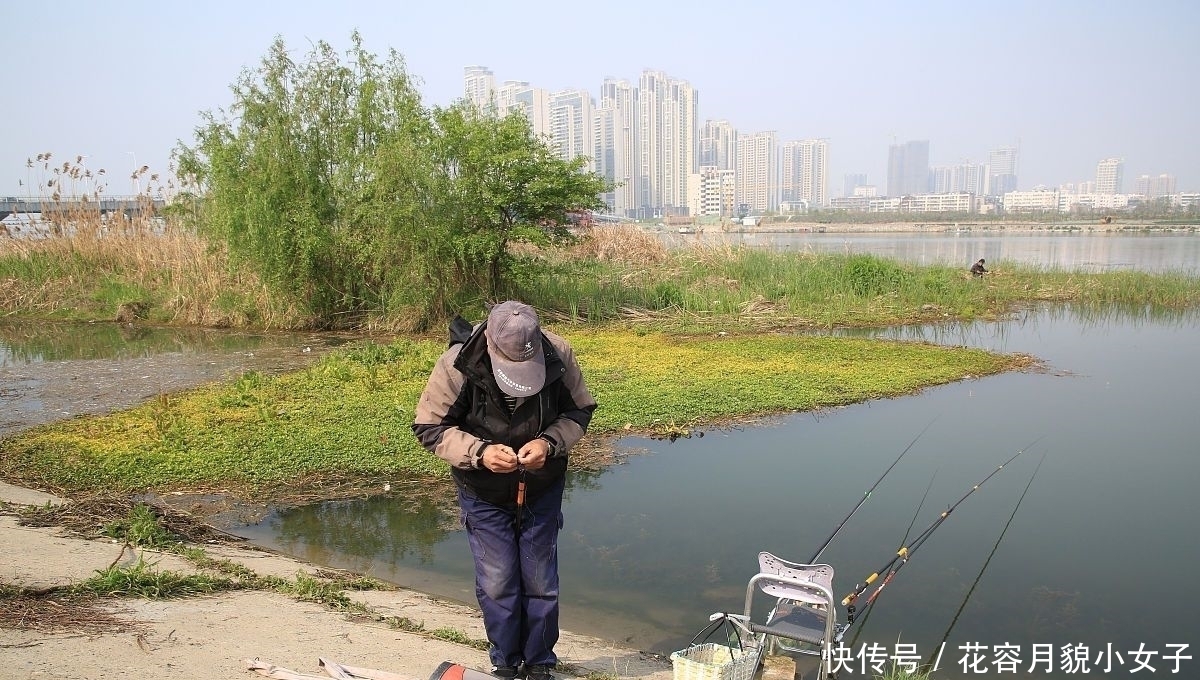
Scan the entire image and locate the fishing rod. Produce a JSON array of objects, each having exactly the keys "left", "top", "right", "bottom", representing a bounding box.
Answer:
[
  {"left": 923, "top": 452, "right": 1047, "bottom": 671},
  {"left": 754, "top": 421, "right": 935, "bottom": 647},
  {"left": 845, "top": 467, "right": 939, "bottom": 649},
  {"left": 901, "top": 468, "right": 939, "bottom": 549},
  {"left": 808, "top": 418, "right": 937, "bottom": 564},
  {"left": 840, "top": 436, "right": 1044, "bottom": 625}
]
